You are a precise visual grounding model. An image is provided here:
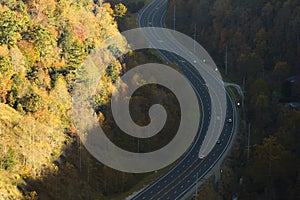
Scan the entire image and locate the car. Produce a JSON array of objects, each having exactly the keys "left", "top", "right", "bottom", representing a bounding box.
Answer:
[
  {"left": 217, "top": 139, "right": 221, "bottom": 144},
  {"left": 199, "top": 155, "right": 205, "bottom": 159},
  {"left": 227, "top": 118, "right": 233, "bottom": 123}
]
